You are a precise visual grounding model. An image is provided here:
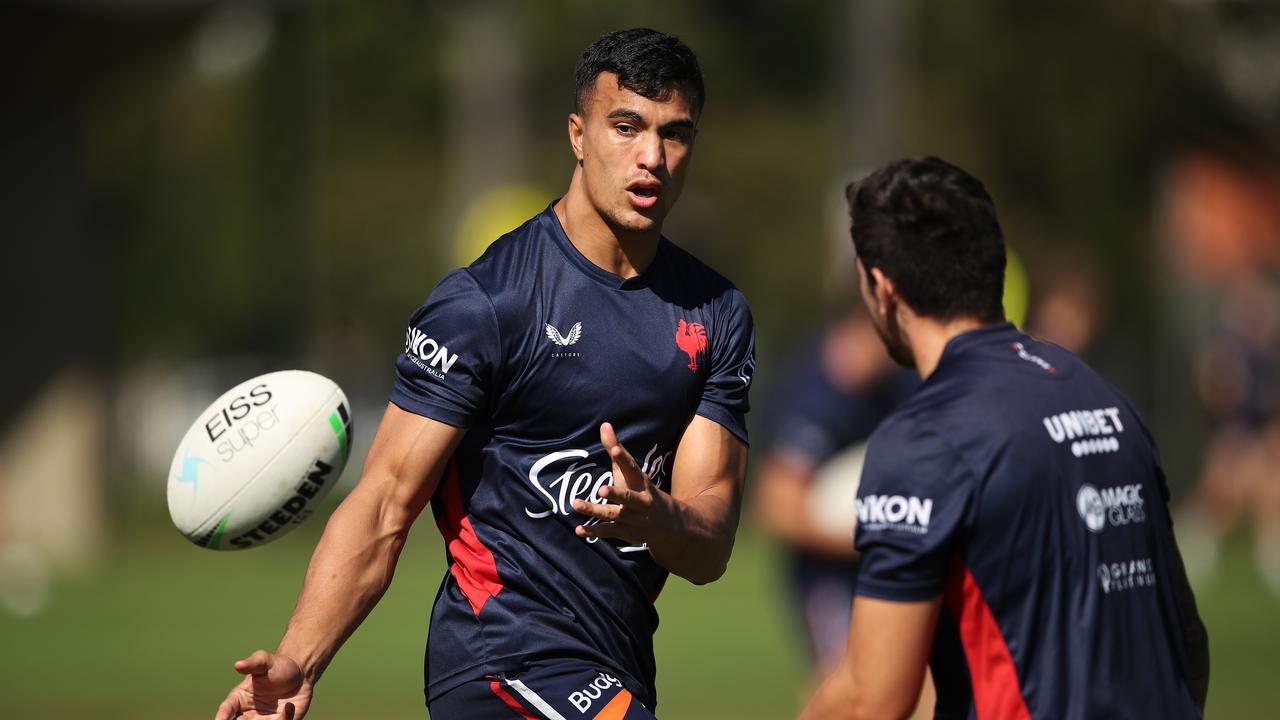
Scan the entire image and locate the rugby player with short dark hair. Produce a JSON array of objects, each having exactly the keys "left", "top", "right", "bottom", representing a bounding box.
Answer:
[
  {"left": 214, "top": 28, "right": 754, "bottom": 720},
  {"left": 800, "top": 157, "right": 1209, "bottom": 719}
]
